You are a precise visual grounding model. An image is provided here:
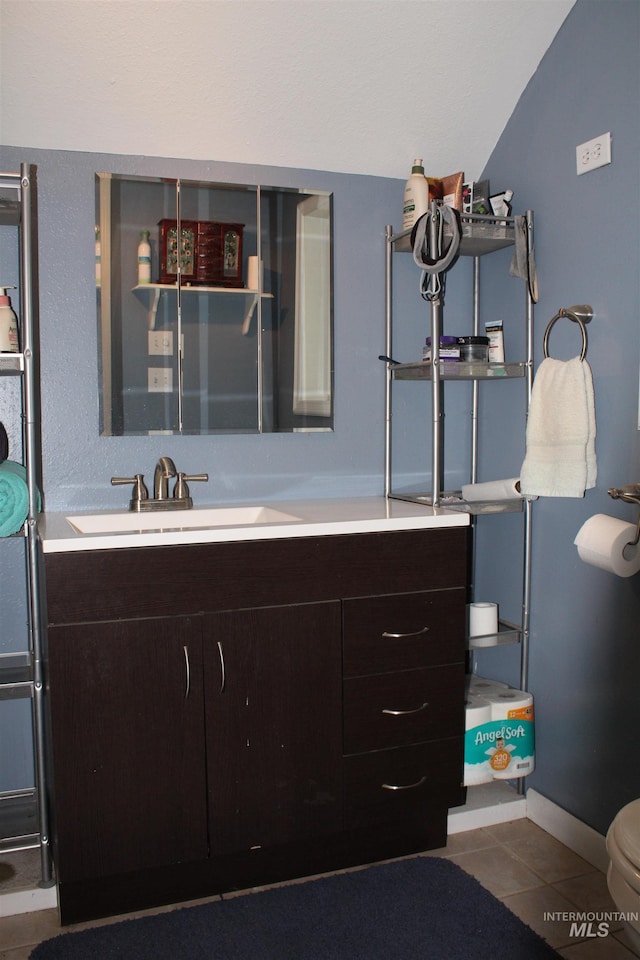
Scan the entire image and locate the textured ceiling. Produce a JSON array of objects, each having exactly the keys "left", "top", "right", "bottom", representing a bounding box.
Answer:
[{"left": 0, "top": 0, "right": 575, "bottom": 180}]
